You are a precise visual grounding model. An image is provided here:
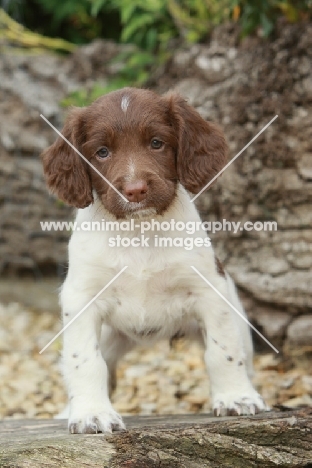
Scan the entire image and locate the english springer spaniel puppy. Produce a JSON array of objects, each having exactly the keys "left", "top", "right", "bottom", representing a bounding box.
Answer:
[{"left": 41, "top": 87, "right": 268, "bottom": 434}]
